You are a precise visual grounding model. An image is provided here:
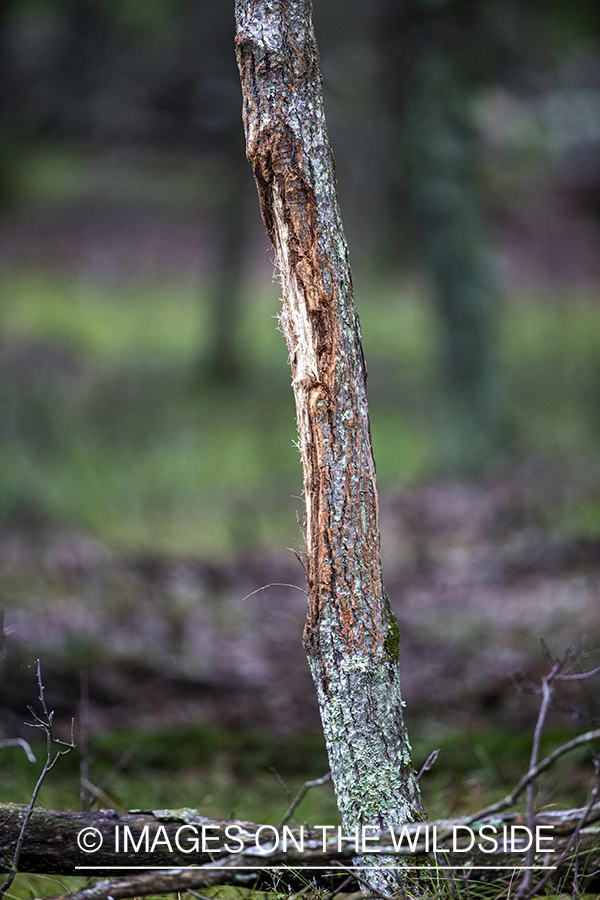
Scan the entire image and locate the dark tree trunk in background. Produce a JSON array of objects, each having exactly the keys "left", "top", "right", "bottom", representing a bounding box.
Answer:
[
  {"left": 0, "top": 2, "right": 19, "bottom": 207},
  {"left": 51, "top": 0, "right": 115, "bottom": 139},
  {"left": 203, "top": 153, "right": 249, "bottom": 384},
  {"left": 235, "top": 1, "right": 428, "bottom": 893},
  {"left": 404, "top": 24, "right": 500, "bottom": 471},
  {"left": 376, "top": 2, "right": 502, "bottom": 473}
]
